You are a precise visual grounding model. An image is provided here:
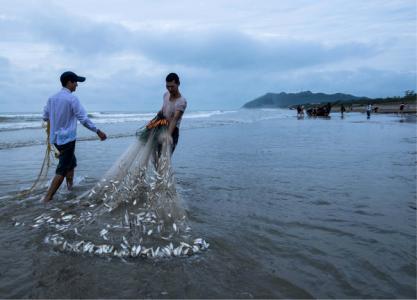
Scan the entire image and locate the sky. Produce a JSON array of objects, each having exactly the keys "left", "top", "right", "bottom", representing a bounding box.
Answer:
[{"left": 0, "top": 0, "right": 415, "bottom": 112}]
